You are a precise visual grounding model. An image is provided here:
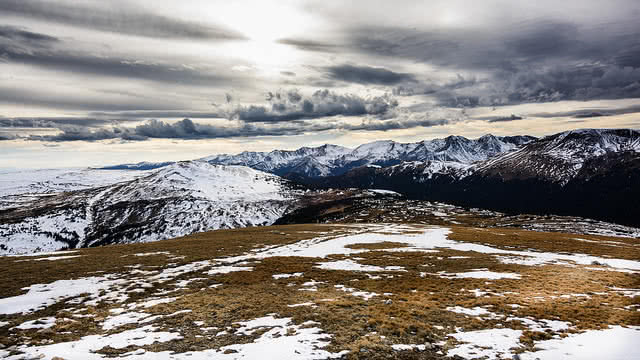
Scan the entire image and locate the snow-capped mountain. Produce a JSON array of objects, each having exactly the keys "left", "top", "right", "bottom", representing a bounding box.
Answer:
[
  {"left": 474, "top": 128, "right": 640, "bottom": 184},
  {"left": 203, "top": 135, "right": 536, "bottom": 178},
  {"left": 310, "top": 129, "right": 640, "bottom": 228},
  {"left": 0, "top": 162, "right": 302, "bottom": 255},
  {"left": 202, "top": 144, "right": 352, "bottom": 177},
  {"left": 0, "top": 162, "right": 402, "bottom": 255}
]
